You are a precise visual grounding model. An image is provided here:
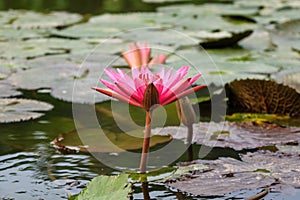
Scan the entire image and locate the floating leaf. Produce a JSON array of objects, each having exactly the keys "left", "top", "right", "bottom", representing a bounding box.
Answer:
[
  {"left": 226, "top": 79, "right": 300, "bottom": 117},
  {"left": 0, "top": 38, "right": 95, "bottom": 60},
  {"left": 0, "top": 81, "right": 22, "bottom": 98},
  {"left": 119, "top": 28, "right": 198, "bottom": 48},
  {"left": 69, "top": 174, "right": 131, "bottom": 200},
  {"left": 226, "top": 113, "right": 290, "bottom": 124},
  {"left": 156, "top": 4, "right": 257, "bottom": 32},
  {"left": 0, "top": 28, "right": 46, "bottom": 41},
  {"left": 0, "top": 10, "right": 82, "bottom": 29},
  {"left": 0, "top": 98, "right": 53, "bottom": 123},
  {"left": 53, "top": 128, "right": 172, "bottom": 153},
  {"left": 166, "top": 151, "right": 300, "bottom": 196},
  {"left": 152, "top": 121, "right": 300, "bottom": 150},
  {"left": 240, "top": 29, "right": 274, "bottom": 51},
  {"left": 199, "top": 30, "right": 253, "bottom": 48},
  {"left": 272, "top": 69, "right": 300, "bottom": 93},
  {"left": 276, "top": 144, "right": 300, "bottom": 155}
]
